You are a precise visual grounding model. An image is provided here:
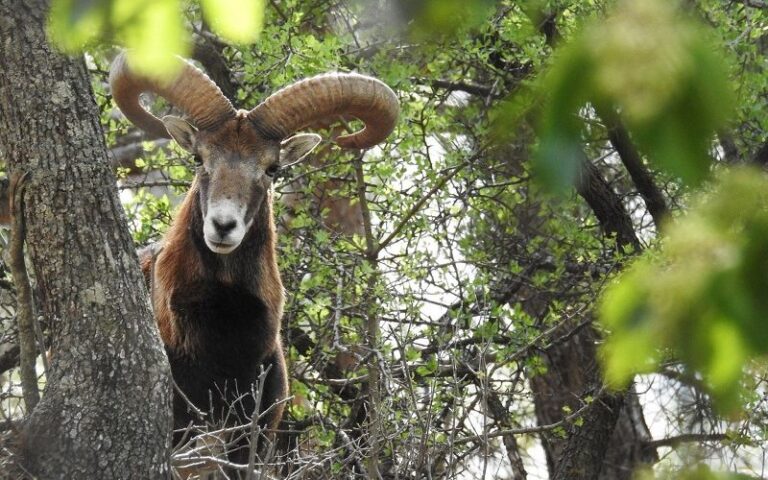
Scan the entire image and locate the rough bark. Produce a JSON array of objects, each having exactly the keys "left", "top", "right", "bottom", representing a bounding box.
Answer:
[
  {"left": 576, "top": 158, "right": 641, "bottom": 252},
  {"left": 530, "top": 324, "right": 657, "bottom": 480},
  {"left": 9, "top": 173, "right": 40, "bottom": 412},
  {"left": 471, "top": 138, "right": 657, "bottom": 479},
  {"left": 480, "top": 378, "right": 527, "bottom": 479},
  {"left": 0, "top": 1, "right": 172, "bottom": 478},
  {"left": 551, "top": 388, "right": 624, "bottom": 480},
  {"left": 482, "top": 146, "right": 654, "bottom": 479}
]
